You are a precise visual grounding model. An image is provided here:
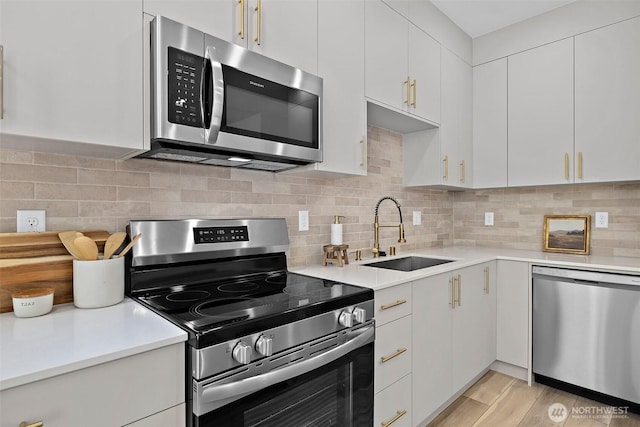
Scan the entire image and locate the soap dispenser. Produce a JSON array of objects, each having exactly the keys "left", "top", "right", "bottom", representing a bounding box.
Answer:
[{"left": 331, "top": 216, "right": 345, "bottom": 245}]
